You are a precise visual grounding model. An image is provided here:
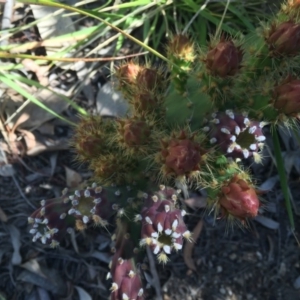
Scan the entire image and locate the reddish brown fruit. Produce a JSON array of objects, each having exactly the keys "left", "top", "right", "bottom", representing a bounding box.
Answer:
[
  {"left": 273, "top": 76, "right": 300, "bottom": 116},
  {"left": 115, "top": 62, "right": 142, "bottom": 86},
  {"left": 159, "top": 131, "right": 206, "bottom": 177},
  {"left": 77, "top": 136, "right": 103, "bottom": 159},
  {"left": 288, "top": 0, "right": 300, "bottom": 7},
  {"left": 118, "top": 119, "right": 151, "bottom": 147},
  {"left": 205, "top": 38, "right": 243, "bottom": 77},
  {"left": 135, "top": 67, "right": 167, "bottom": 94},
  {"left": 72, "top": 115, "right": 115, "bottom": 162},
  {"left": 266, "top": 21, "right": 300, "bottom": 56},
  {"left": 136, "top": 68, "right": 158, "bottom": 91},
  {"left": 219, "top": 175, "right": 260, "bottom": 220}
]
